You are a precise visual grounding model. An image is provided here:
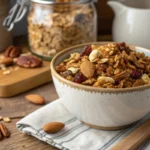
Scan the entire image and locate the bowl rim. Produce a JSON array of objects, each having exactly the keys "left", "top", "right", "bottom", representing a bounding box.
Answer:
[{"left": 51, "top": 42, "right": 150, "bottom": 93}]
